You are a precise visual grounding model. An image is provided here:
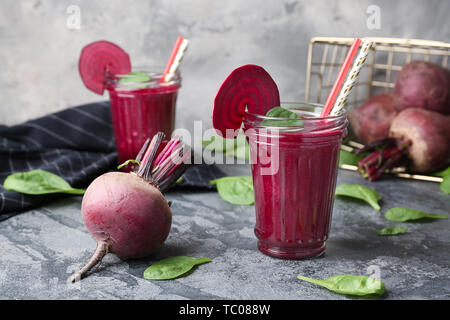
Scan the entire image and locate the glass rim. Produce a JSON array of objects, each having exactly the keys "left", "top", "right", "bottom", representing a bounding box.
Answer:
[
  {"left": 245, "top": 101, "right": 347, "bottom": 121},
  {"left": 243, "top": 101, "right": 348, "bottom": 133},
  {"left": 106, "top": 67, "right": 181, "bottom": 89}
]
